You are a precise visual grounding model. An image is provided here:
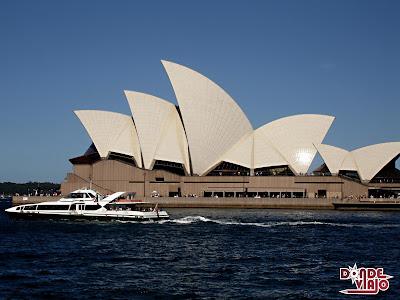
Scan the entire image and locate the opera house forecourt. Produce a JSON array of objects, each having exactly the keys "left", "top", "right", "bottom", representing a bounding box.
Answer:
[{"left": 61, "top": 60, "right": 400, "bottom": 207}]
